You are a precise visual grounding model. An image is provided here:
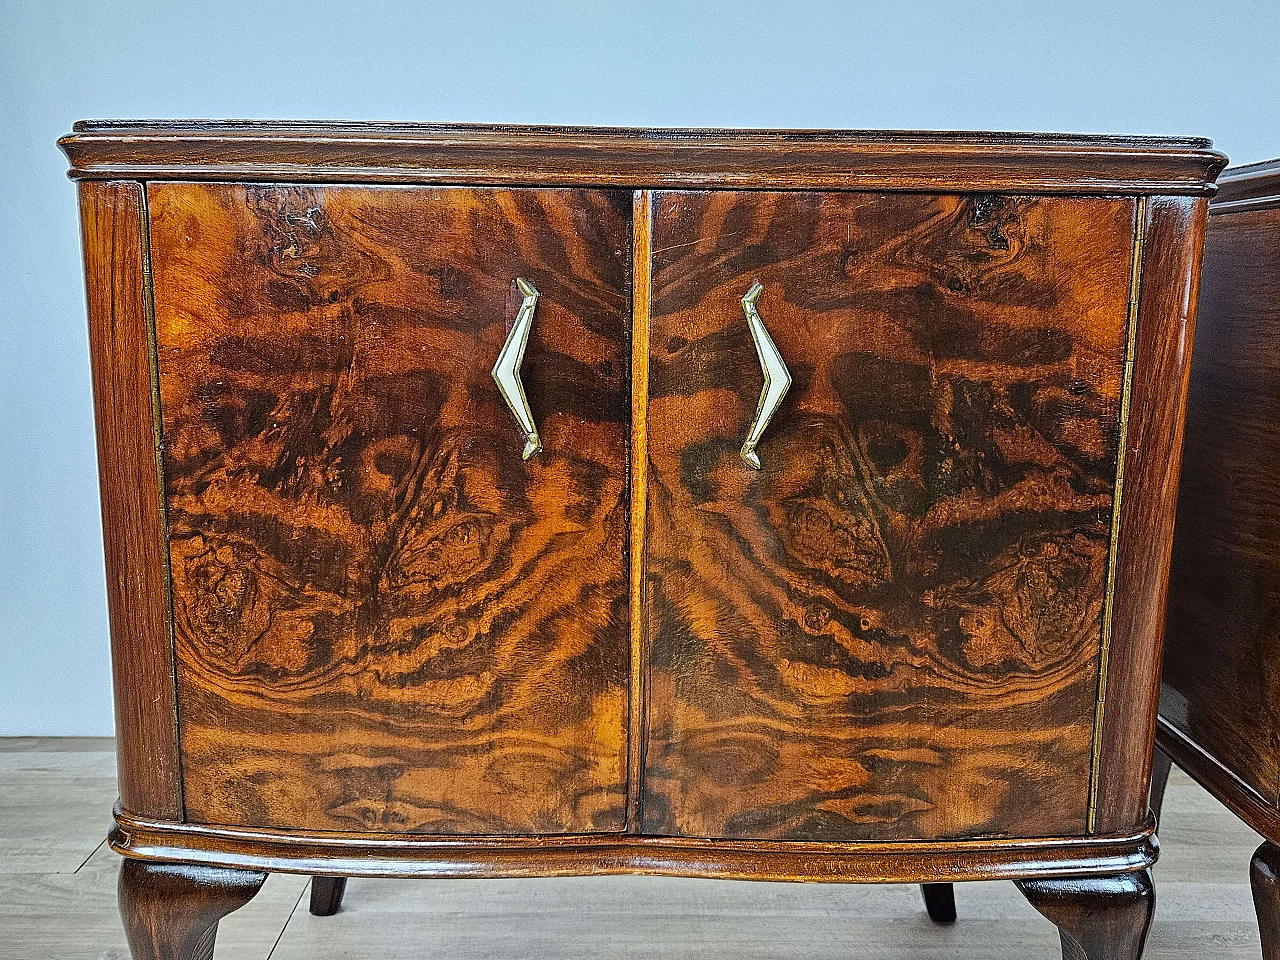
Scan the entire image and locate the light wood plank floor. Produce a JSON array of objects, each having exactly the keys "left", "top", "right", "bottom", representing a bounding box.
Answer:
[{"left": 0, "top": 738, "right": 1264, "bottom": 958}]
